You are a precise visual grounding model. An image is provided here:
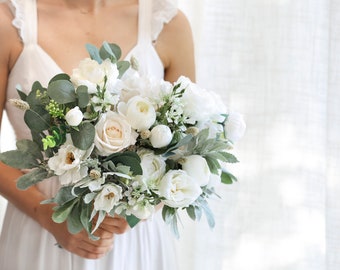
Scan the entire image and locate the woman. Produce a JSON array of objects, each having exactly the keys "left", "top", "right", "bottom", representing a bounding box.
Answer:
[{"left": 0, "top": 0, "right": 195, "bottom": 269}]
